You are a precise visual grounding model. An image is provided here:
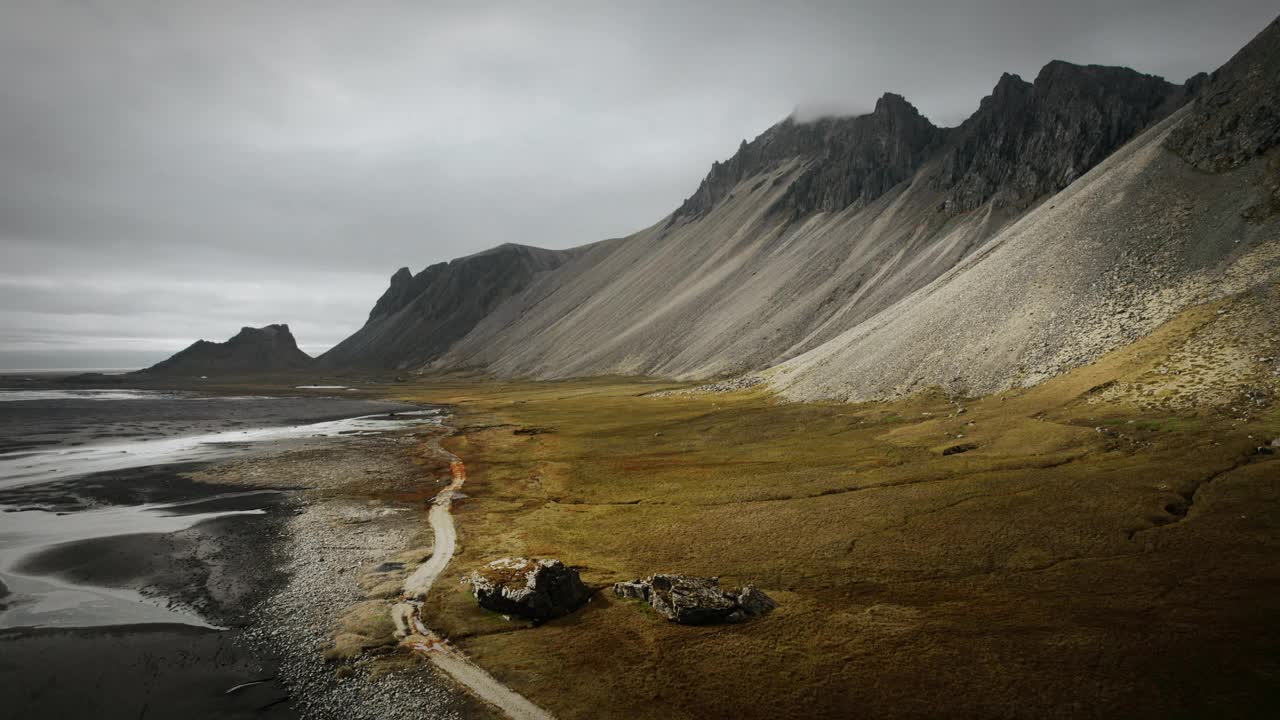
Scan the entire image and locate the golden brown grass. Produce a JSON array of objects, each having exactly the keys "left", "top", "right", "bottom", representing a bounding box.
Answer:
[
  {"left": 159, "top": 291, "right": 1280, "bottom": 718},
  {"left": 388, "top": 294, "right": 1280, "bottom": 719}
]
